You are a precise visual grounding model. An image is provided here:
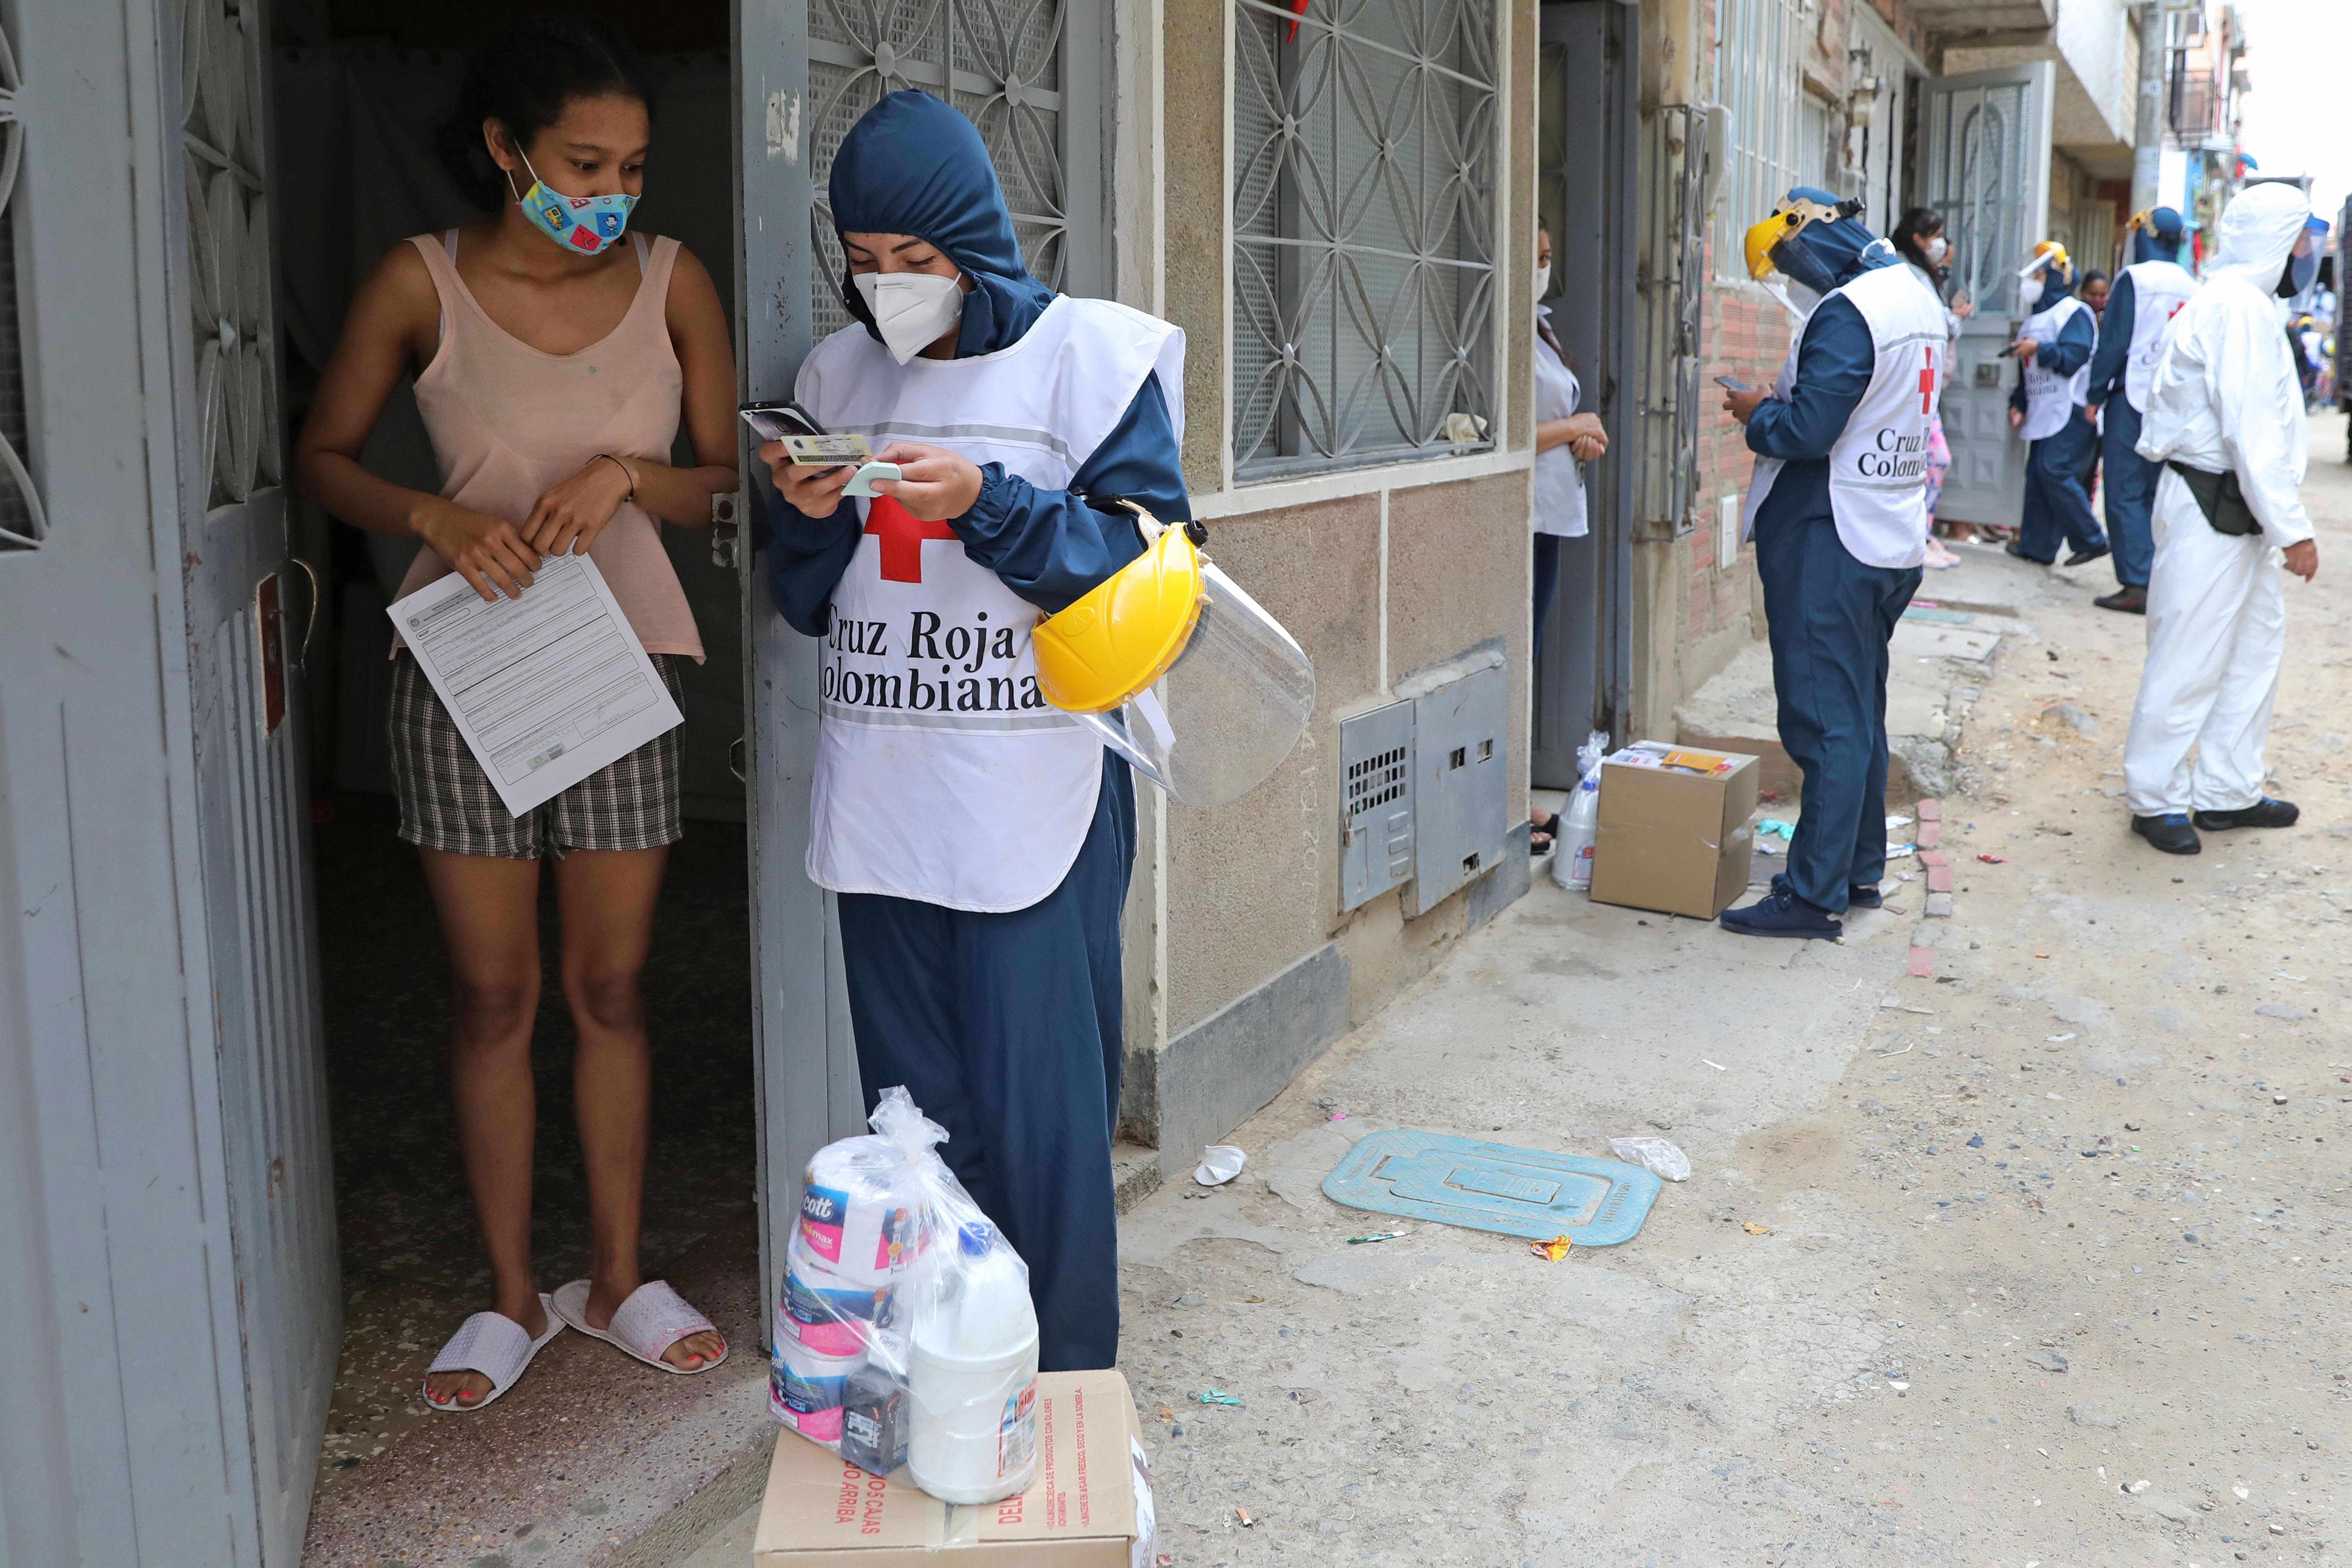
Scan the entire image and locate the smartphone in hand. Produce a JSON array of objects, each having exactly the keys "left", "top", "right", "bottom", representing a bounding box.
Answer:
[{"left": 1714, "top": 375, "right": 1754, "bottom": 393}]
